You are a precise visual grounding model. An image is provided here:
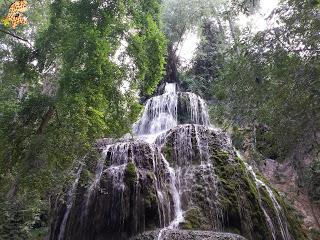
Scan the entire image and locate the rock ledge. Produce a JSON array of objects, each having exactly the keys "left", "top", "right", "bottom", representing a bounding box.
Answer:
[{"left": 131, "top": 230, "right": 247, "bottom": 240}]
